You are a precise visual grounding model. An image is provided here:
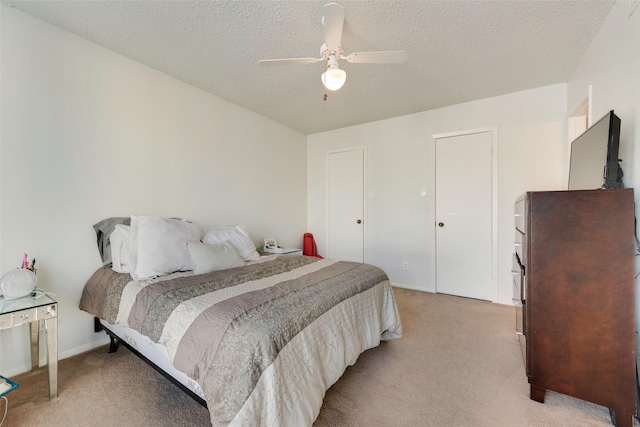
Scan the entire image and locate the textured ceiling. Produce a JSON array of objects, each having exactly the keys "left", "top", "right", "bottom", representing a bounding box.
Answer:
[{"left": 5, "top": 0, "right": 616, "bottom": 135}]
